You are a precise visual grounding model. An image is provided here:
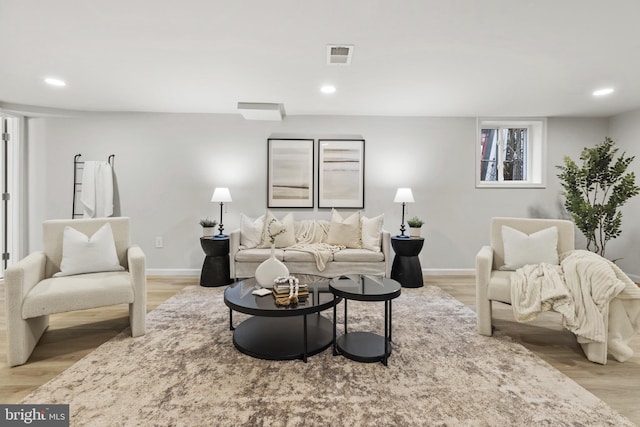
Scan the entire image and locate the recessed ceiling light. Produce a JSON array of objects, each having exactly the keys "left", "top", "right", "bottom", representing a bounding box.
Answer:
[
  {"left": 592, "top": 87, "right": 614, "bottom": 97},
  {"left": 44, "top": 77, "right": 66, "bottom": 87},
  {"left": 321, "top": 85, "right": 336, "bottom": 94}
]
